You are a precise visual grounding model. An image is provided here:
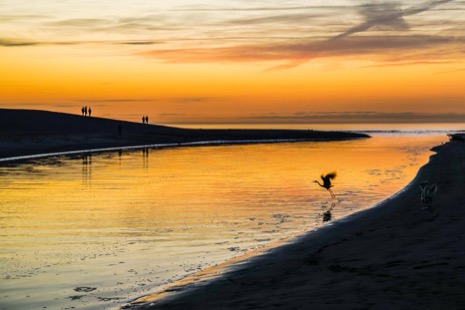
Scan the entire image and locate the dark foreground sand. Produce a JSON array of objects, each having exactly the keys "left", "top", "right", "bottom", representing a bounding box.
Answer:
[
  {"left": 0, "top": 109, "right": 367, "bottom": 159},
  {"left": 125, "top": 137, "right": 465, "bottom": 309}
]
